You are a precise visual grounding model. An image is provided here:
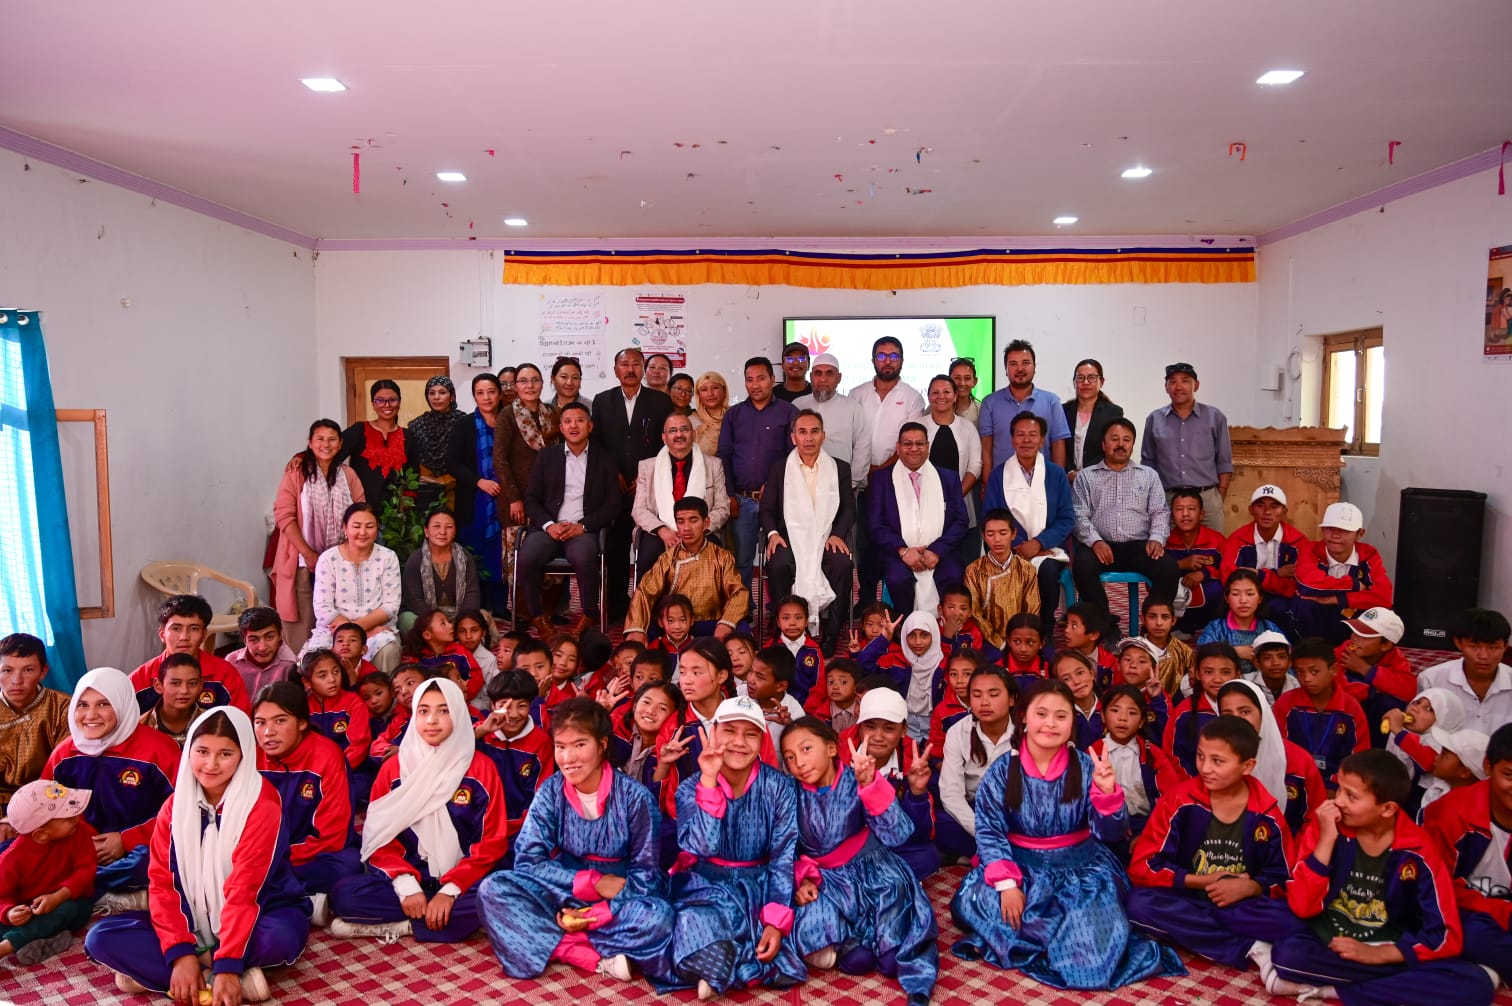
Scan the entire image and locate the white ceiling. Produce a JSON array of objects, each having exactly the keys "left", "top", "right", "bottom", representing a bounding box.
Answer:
[{"left": 4, "top": 0, "right": 1510, "bottom": 241}]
